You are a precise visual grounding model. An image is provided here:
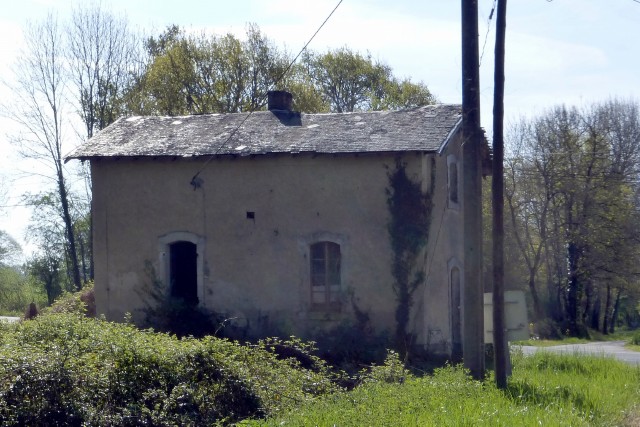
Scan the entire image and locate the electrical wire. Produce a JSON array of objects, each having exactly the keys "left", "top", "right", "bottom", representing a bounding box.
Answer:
[
  {"left": 479, "top": 0, "right": 497, "bottom": 67},
  {"left": 189, "top": 0, "right": 343, "bottom": 187}
]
